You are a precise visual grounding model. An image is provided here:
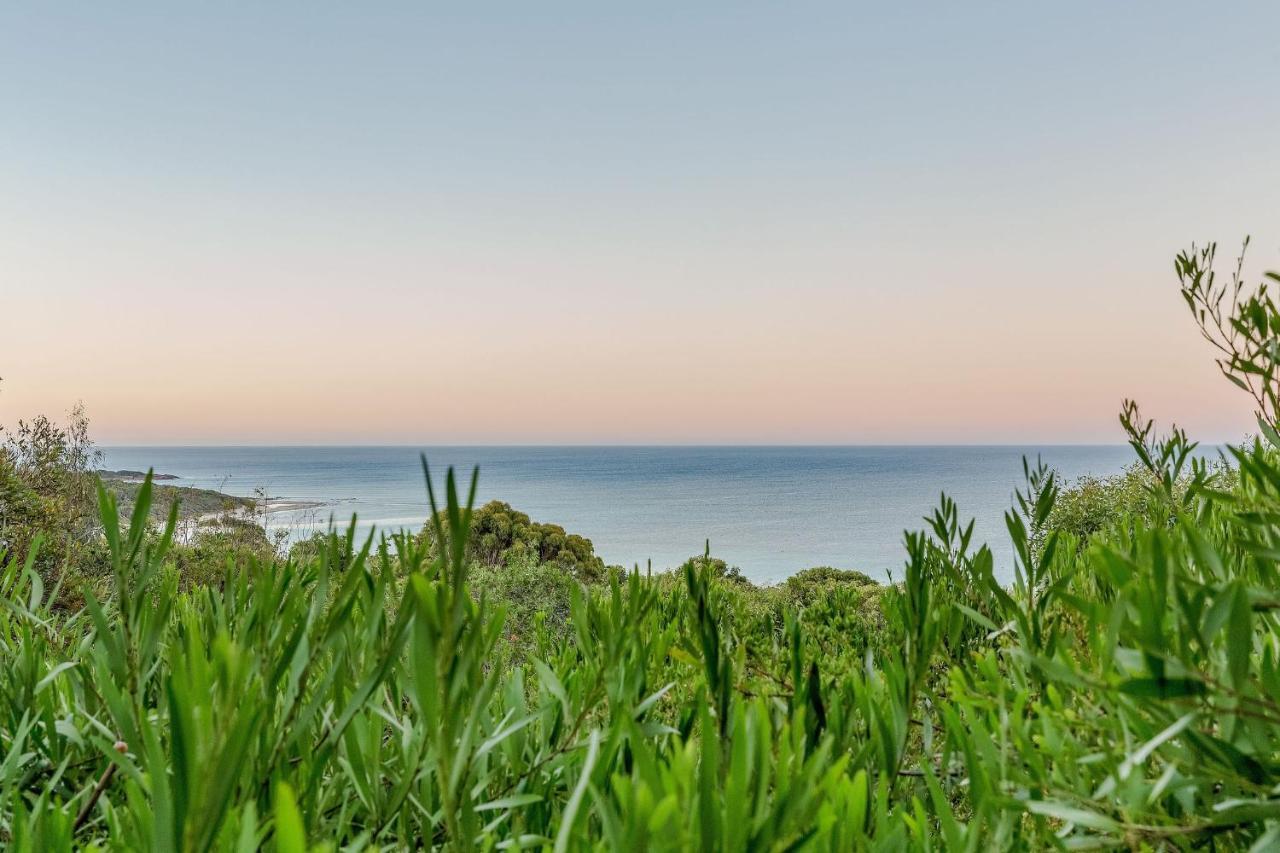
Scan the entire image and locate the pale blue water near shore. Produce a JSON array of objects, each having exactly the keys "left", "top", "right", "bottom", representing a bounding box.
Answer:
[{"left": 100, "top": 446, "right": 1139, "bottom": 584}]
